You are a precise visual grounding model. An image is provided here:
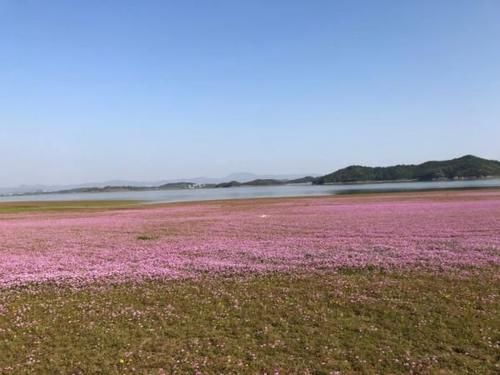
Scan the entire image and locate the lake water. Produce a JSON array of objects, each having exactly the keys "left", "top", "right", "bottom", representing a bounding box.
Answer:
[{"left": 1, "top": 179, "right": 500, "bottom": 203}]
